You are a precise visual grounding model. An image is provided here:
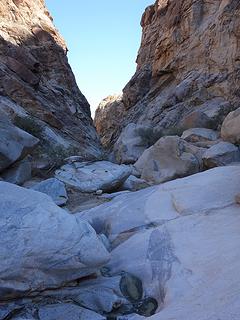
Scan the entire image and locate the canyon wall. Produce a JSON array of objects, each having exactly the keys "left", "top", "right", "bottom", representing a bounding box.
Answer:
[
  {"left": 0, "top": 0, "right": 101, "bottom": 159},
  {"left": 95, "top": 0, "right": 240, "bottom": 149}
]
